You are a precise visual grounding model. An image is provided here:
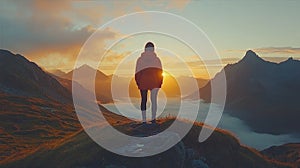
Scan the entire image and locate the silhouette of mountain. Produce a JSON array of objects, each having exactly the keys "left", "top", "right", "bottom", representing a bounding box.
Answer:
[
  {"left": 0, "top": 50, "right": 82, "bottom": 163},
  {"left": 117, "top": 74, "right": 207, "bottom": 99},
  {"left": 195, "top": 50, "right": 300, "bottom": 134},
  {"left": 0, "top": 49, "right": 71, "bottom": 103},
  {"left": 47, "top": 69, "right": 66, "bottom": 77},
  {"left": 176, "top": 76, "right": 208, "bottom": 96},
  {"left": 0, "top": 50, "right": 115, "bottom": 164},
  {"left": 261, "top": 143, "right": 300, "bottom": 167},
  {"left": 63, "top": 64, "right": 109, "bottom": 81},
  {"left": 61, "top": 64, "right": 113, "bottom": 103},
  {"left": 129, "top": 72, "right": 182, "bottom": 98},
  {"left": 3, "top": 118, "right": 292, "bottom": 168},
  {"left": 51, "top": 75, "right": 112, "bottom": 104},
  {"left": 60, "top": 65, "right": 207, "bottom": 103}
]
